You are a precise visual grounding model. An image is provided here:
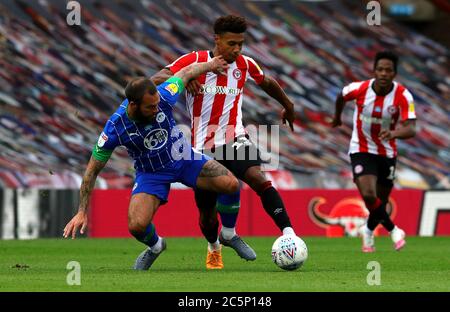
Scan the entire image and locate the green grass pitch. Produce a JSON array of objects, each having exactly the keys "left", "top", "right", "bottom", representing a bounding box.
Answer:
[{"left": 0, "top": 237, "right": 449, "bottom": 292}]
